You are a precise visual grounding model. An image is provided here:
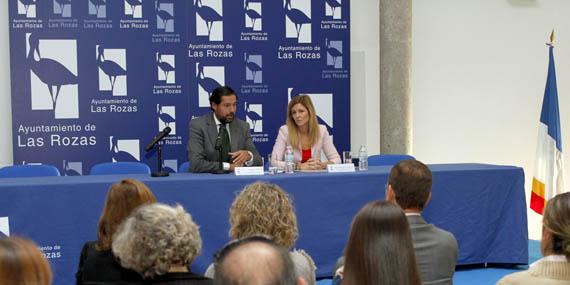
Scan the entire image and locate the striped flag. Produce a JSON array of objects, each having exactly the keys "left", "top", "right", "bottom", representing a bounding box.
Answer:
[{"left": 530, "top": 41, "right": 566, "bottom": 215}]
